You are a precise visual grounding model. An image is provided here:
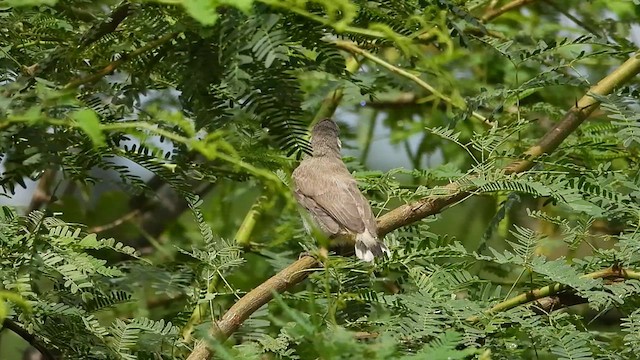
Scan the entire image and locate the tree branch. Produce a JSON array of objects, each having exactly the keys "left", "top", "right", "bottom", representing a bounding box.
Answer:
[
  {"left": 186, "top": 51, "right": 640, "bottom": 360},
  {"left": 78, "top": 2, "right": 132, "bottom": 47},
  {"left": 27, "top": 169, "right": 58, "bottom": 213},
  {"left": 2, "top": 319, "right": 56, "bottom": 360},
  {"left": 334, "top": 40, "right": 491, "bottom": 126},
  {"left": 186, "top": 256, "right": 320, "bottom": 360},
  {"left": 86, "top": 208, "right": 141, "bottom": 233},
  {"left": 504, "top": 52, "right": 640, "bottom": 174},
  {"left": 186, "top": 55, "right": 362, "bottom": 360},
  {"left": 470, "top": 267, "right": 640, "bottom": 321},
  {"left": 481, "top": 0, "right": 539, "bottom": 23},
  {"left": 311, "top": 56, "right": 361, "bottom": 125},
  {"left": 25, "top": 2, "right": 132, "bottom": 80},
  {"left": 64, "top": 31, "right": 178, "bottom": 89}
]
